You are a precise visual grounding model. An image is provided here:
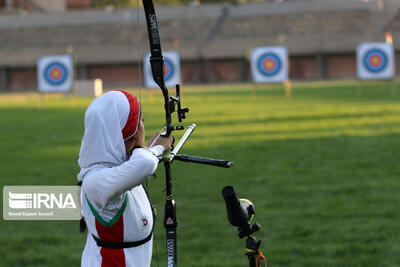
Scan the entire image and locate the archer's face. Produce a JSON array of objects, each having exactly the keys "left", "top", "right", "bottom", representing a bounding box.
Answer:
[
  {"left": 136, "top": 115, "right": 145, "bottom": 147},
  {"left": 124, "top": 114, "right": 145, "bottom": 156}
]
